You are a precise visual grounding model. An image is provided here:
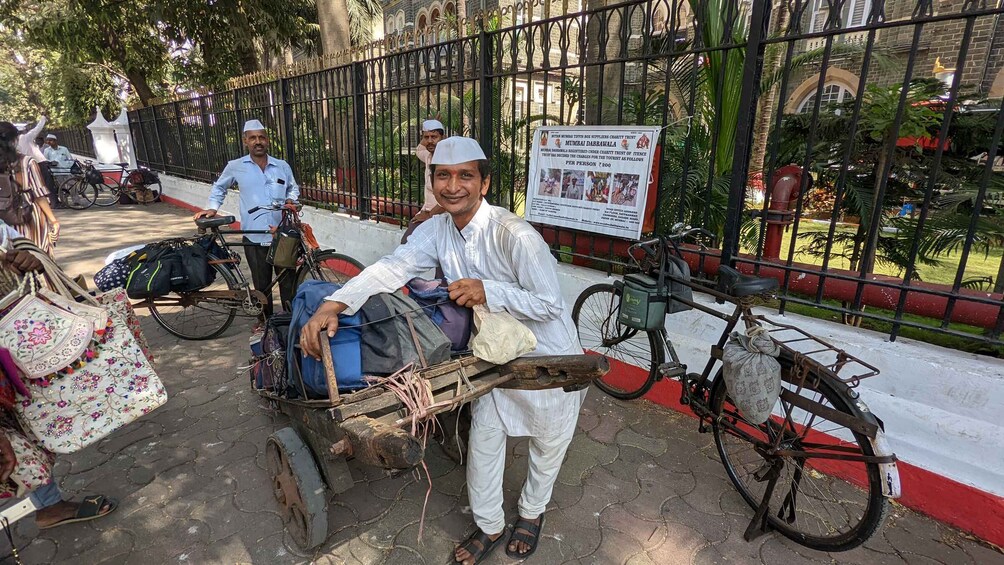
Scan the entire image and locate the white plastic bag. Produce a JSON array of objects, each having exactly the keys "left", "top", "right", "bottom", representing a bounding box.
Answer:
[
  {"left": 721, "top": 325, "right": 781, "bottom": 424},
  {"left": 469, "top": 304, "right": 537, "bottom": 364}
]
